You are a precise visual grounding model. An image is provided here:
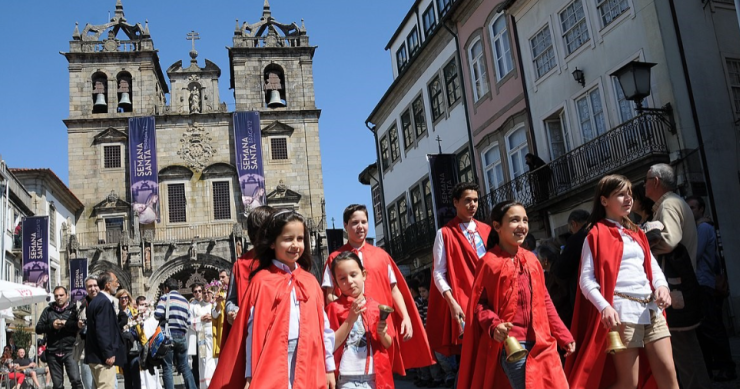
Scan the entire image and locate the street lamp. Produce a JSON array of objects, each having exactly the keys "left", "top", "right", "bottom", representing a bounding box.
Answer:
[{"left": 610, "top": 61, "right": 656, "bottom": 111}]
